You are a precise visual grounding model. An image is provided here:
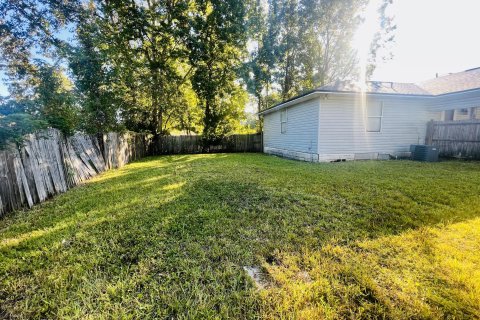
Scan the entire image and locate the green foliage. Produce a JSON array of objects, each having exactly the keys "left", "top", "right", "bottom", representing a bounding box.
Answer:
[
  {"left": 0, "top": 97, "right": 30, "bottom": 115},
  {"left": 33, "top": 63, "right": 79, "bottom": 135},
  {"left": 0, "top": 154, "right": 479, "bottom": 318},
  {"left": 96, "top": 0, "right": 194, "bottom": 136},
  {"left": 0, "top": 0, "right": 80, "bottom": 79},
  {"left": 0, "top": 0, "right": 394, "bottom": 140},
  {"left": 67, "top": 13, "right": 121, "bottom": 134},
  {"left": 168, "top": 84, "right": 203, "bottom": 135},
  {"left": 0, "top": 0, "right": 93, "bottom": 138},
  {"left": 0, "top": 61, "right": 79, "bottom": 142},
  {"left": 220, "top": 85, "right": 250, "bottom": 135},
  {"left": 188, "top": 0, "right": 248, "bottom": 143},
  {"left": 0, "top": 112, "right": 47, "bottom": 149},
  {"left": 244, "top": 0, "right": 395, "bottom": 107}
]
